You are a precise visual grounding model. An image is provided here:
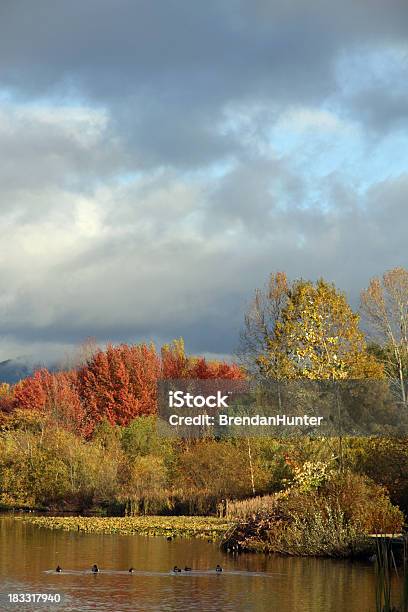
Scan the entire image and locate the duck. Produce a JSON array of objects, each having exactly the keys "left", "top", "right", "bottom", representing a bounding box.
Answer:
[
  {"left": 128, "top": 567, "right": 134, "bottom": 573},
  {"left": 173, "top": 565, "right": 182, "bottom": 573},
  {"left": 184, "top": 566, "right": 192, "bottom": 571},
  {"left": 92, "top": 564, "right": 100, "bottom": 573},
  {"left": 167, "top": 536, "right": 173, "bottom": 541},
  {"left": 216, "top": 565, "right": 223, "bottom": 572},
  {"left": 55, "top": 565, "right": 62, "bottom": 573}
]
